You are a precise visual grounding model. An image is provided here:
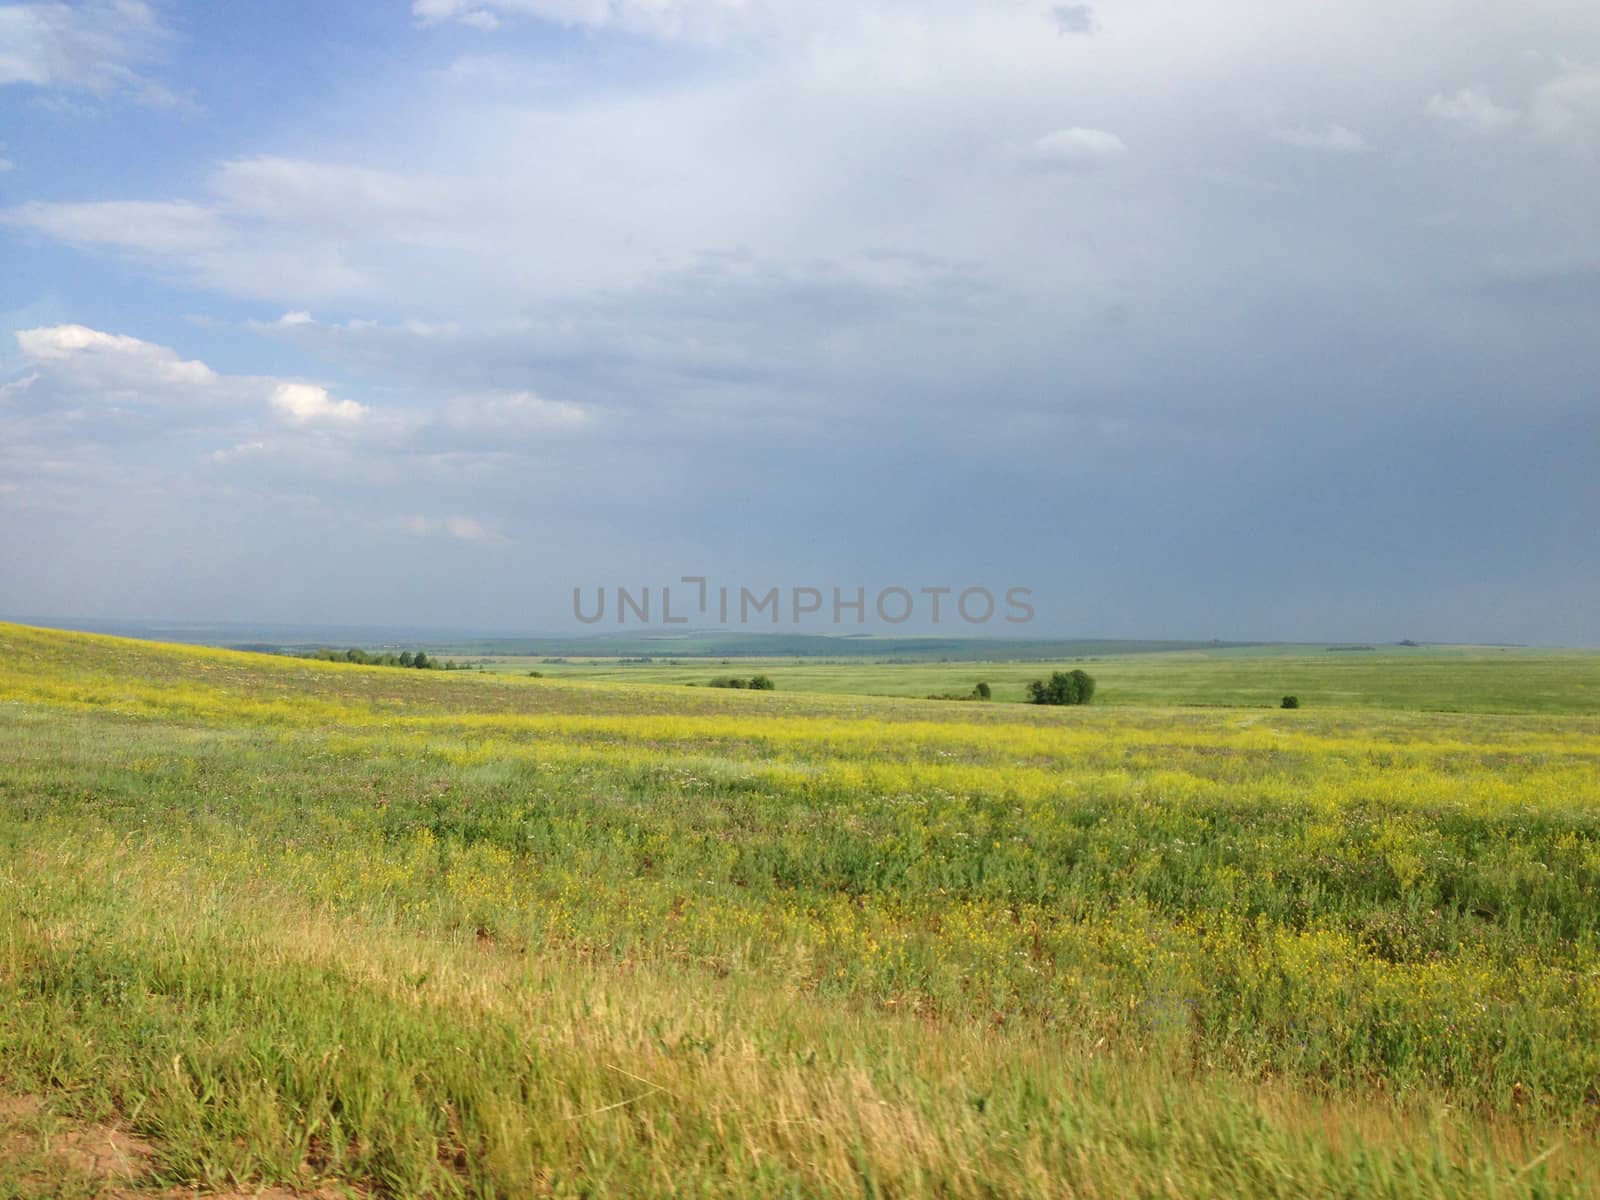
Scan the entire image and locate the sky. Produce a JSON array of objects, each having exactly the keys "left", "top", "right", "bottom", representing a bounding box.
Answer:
[{"left": 0, "top": 0, "right": 1597, "bottom": 642}]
